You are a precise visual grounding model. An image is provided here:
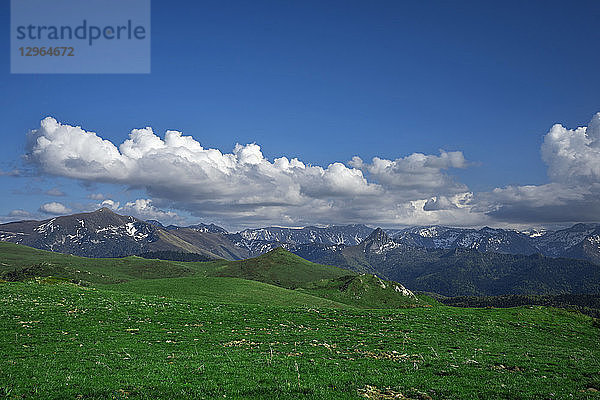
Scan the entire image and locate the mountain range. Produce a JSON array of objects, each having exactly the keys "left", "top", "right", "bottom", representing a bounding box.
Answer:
[
  {"left": 291, "top": 228, "right": 600, "bottom": 296},
  {"left": 0, "top": 208, "right": 242, "bottom": 259},
  {"left": 3, "top": 207, "right": 598, "bottom": 260},
  {"left": 1, "top": 208, "right": 600, "bottom": 296}
]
